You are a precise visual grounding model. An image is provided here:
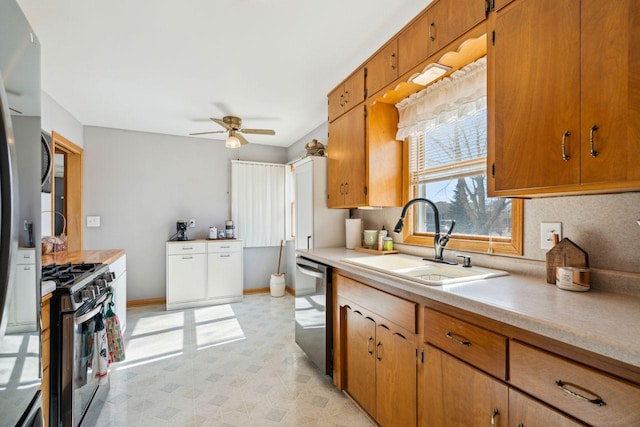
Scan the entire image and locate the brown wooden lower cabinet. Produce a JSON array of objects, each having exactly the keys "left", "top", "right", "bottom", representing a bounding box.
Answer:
[
  {"left": 41, "top": 293, "right": 52, "bottom": 427},
  {"left": 334, "top": 272, "right": 639, "bottom": 426},
  {"left": 423, "top": 345, "right": 508, "bottom": 426},
  {"left": 509, "top": 388, "right": 586, "bottom": 427},
  {"left": 343, "top": 306, "right": 417, "bottom": 427}
]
